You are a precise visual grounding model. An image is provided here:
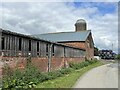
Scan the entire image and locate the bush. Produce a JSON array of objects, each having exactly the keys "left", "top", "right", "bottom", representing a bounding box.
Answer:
[
  {"left": 47, "top": 71, "right": 62, "bottom": 80},
  {"left": 69, "top": 60, "right": 98, "bottom": 70},
  {"left": 59, "top": 68, "right": 73, "bottom": 75},
  {"left": 44, "top": 68, "right": 73, "bottom": 80},
  {"left": 2, "top": 64, "right": 43, "bottom": 88},
  {"left": 2, "top": 64, "right": 73, "bottom": 89},
  {"left": 2, "top": 59, "right": 98, "bottom": 89}
]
